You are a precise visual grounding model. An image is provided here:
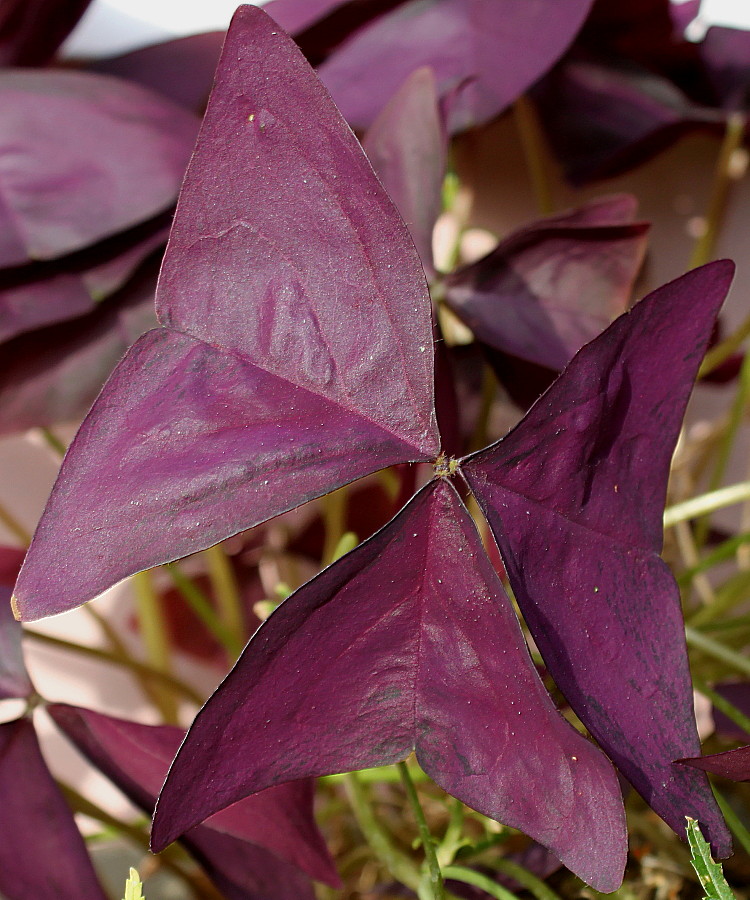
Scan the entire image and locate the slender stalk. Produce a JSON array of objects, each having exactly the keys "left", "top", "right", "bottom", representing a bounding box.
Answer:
[
  {"left": 677, "top": 532, "right": 750, "bottom": 586},
  {"left": 700, "top": 310, "right": 750, "bottom": 378},
  {"left": 131, "top": 570, "right": 178, "bottom": 723},
  {"left": 442, "top": 866, "right": 518, "bottom": 900},
  {"left": 664, "top": 482, "right": 750, "bottom": 528},
  {"left": 467, "top": 365, "right": 499, "bottom": 454},
  {"left": 674, "top": 519, "right": 715, "bottom": 607},
  {"left": 688, "top": 570, "right": 750, "bottom": 627},
  {"left": 513, "top": 95, "right": 555, "bottom": 216},
  {"left": 322, "top": 487, "right": 348, "bottom": 567},
  {"left": 713, "top": 788, "right": 750, "bottom": 856},
  {"left": 686, "top": 625, "right": 750, "bottom": 679},
  {"left": 689, "top": 112, "right": 746, "bottom": 270},
  {"left": 0, "top": 500, "right": 30, "bottom": 545},
  {"left": 437, "top": 799, "right": 465, "bottom": 867},
  {"left": 23, "top": 629, "right": 204, "bottom": 705},
  {"left": 488, "top": 858, "right": 563, "bottom": 900},
  {"left": 202, "top": 544, "right": 245, "bottom": 654},
  {"left": 398, "top": 761, "right": 445, "bottom": 900},
  {"left": 166, "top": 562, "right": 244, "bottom": 660},
  {"left": 343, "top": 772, "right": 422, "bottom": 892},
  {"left": 38, "top": 427, "right": 67, "bottom": 458},
  {"left": 693, "top": 674, "right": 750, "bottom": 736}
]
